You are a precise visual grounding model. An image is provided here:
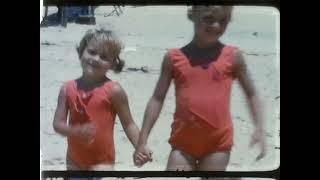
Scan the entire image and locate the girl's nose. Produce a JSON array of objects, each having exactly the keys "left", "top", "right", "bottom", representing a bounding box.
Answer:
[
  {"left": 91, "top": 55, "right": 100, "bottom": 63},
  {"left": 210, "top": 22, "right": 221, "bottom": 29},
  {"left": 88, "top": 56, "right": 100, "bottom": 66}
]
